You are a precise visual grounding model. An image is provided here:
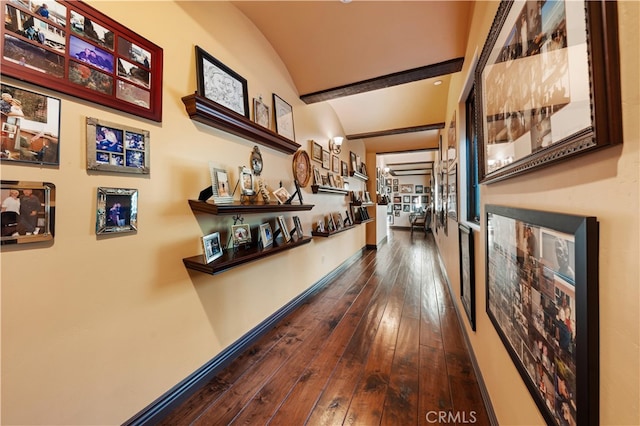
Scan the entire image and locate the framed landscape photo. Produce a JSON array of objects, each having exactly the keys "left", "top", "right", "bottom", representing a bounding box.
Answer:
[
  {"left": 96, "top": 187, "right": 137, "bottom": 234},
  {"left": 272, "top": 93, "right": 294, "bottom": 140},
  {"left": 0, "top": 83, "right": 61, "bottom": 165},
  {"left": 202, "top": 231, "right": 223, "bottom": 263},
  {"left": 476, "top": 0, "right": 621, "bottom": 183},
  {"left": 86, "top": 117, "right": 149, "bottom": 174},
  {"left": 459, "top": 223, "right": 475, "bottom": 330},
  {"left": 1, "top": 180, "right": 55, "bottom": 245},
  {"left": 196, "top": 46, "right": 249, "bottom": 118},
  {"left": 253, "top": 96, "right": 270, "bottom": 128},
  {"left": 485, "top": 204, "right": 599, "bottom": 425},
  {"left": 1, "top": 1, "right": 163, "bottom": 122}
]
